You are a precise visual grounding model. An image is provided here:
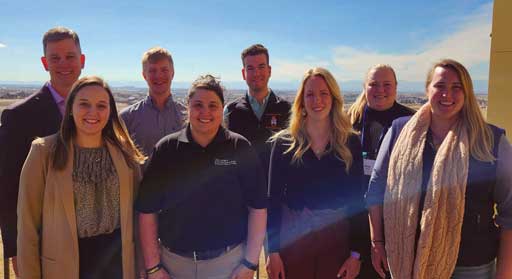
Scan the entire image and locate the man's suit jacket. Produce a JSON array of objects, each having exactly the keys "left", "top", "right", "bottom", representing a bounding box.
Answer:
[
  {"left": 17, "top": 135, "right": 141, "bottom": 279},
  {"left": 0, "top": 85, "right": 62, "bottom": 257}
]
